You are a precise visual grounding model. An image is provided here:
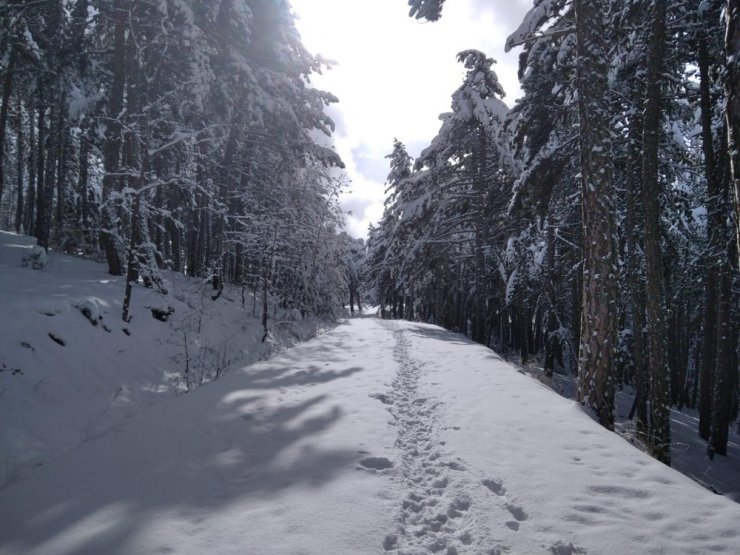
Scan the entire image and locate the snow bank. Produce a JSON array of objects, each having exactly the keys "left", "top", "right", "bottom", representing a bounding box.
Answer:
[{"left": 0, "top": 232, "right": 328, "bottom": 488}]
